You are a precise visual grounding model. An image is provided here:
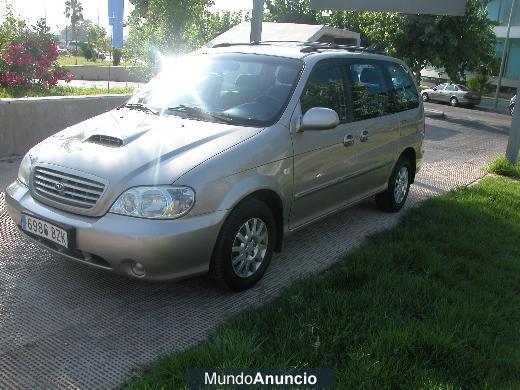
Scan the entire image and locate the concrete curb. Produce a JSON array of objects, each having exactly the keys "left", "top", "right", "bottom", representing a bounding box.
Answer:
[{"left": 424, "top": 108, "right": 445, "bottom": 119}]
